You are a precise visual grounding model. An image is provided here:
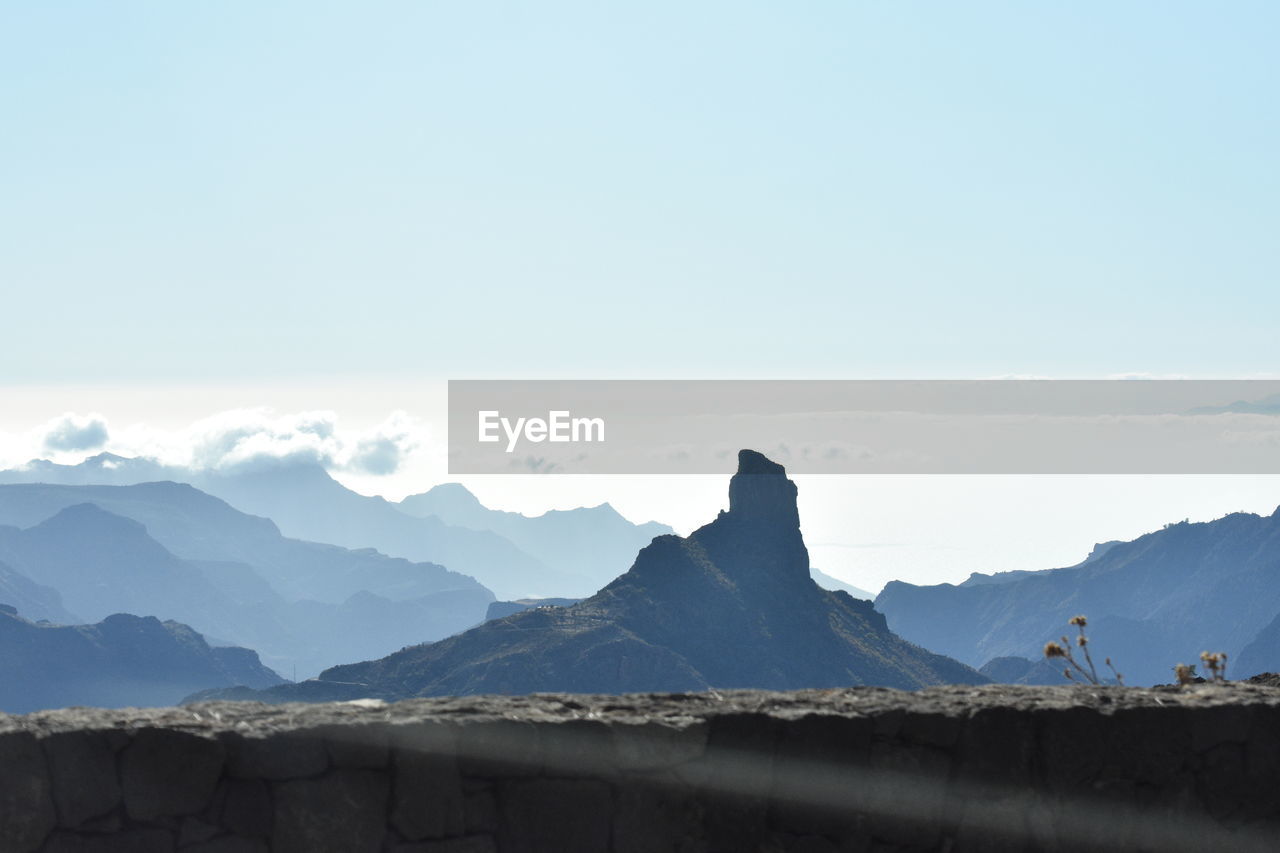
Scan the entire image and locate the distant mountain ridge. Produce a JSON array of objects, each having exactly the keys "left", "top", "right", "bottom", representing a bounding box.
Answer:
[
  {"left": 1238, "top": 611, "right": 1280, "bottom": 677},
  {"left": 876, "top": 507, "right": 1280, "bottom": 684},
  {"left": 811, "top": 568, "right": 874, "bottom": 600},
  {"left": 0, "top": 454, "right": 667, "bottom": 599},
  {"left": 0, "top": 482, "right": 494, "bottom": 677},
  {"left": 0, "top": 557, "right": 77, "bottom": 624},
  {"left": 399, "top": 483, "right": 672, "bottom": 592},
  {"left": 0, "top": 502, "right": 252, "bottom": 638},
  {"left": 0, "top": 608, "right": 283, "bottom": 714},
  {"left": 202, "top": 450, "right": 986, "bottom": 703}
]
